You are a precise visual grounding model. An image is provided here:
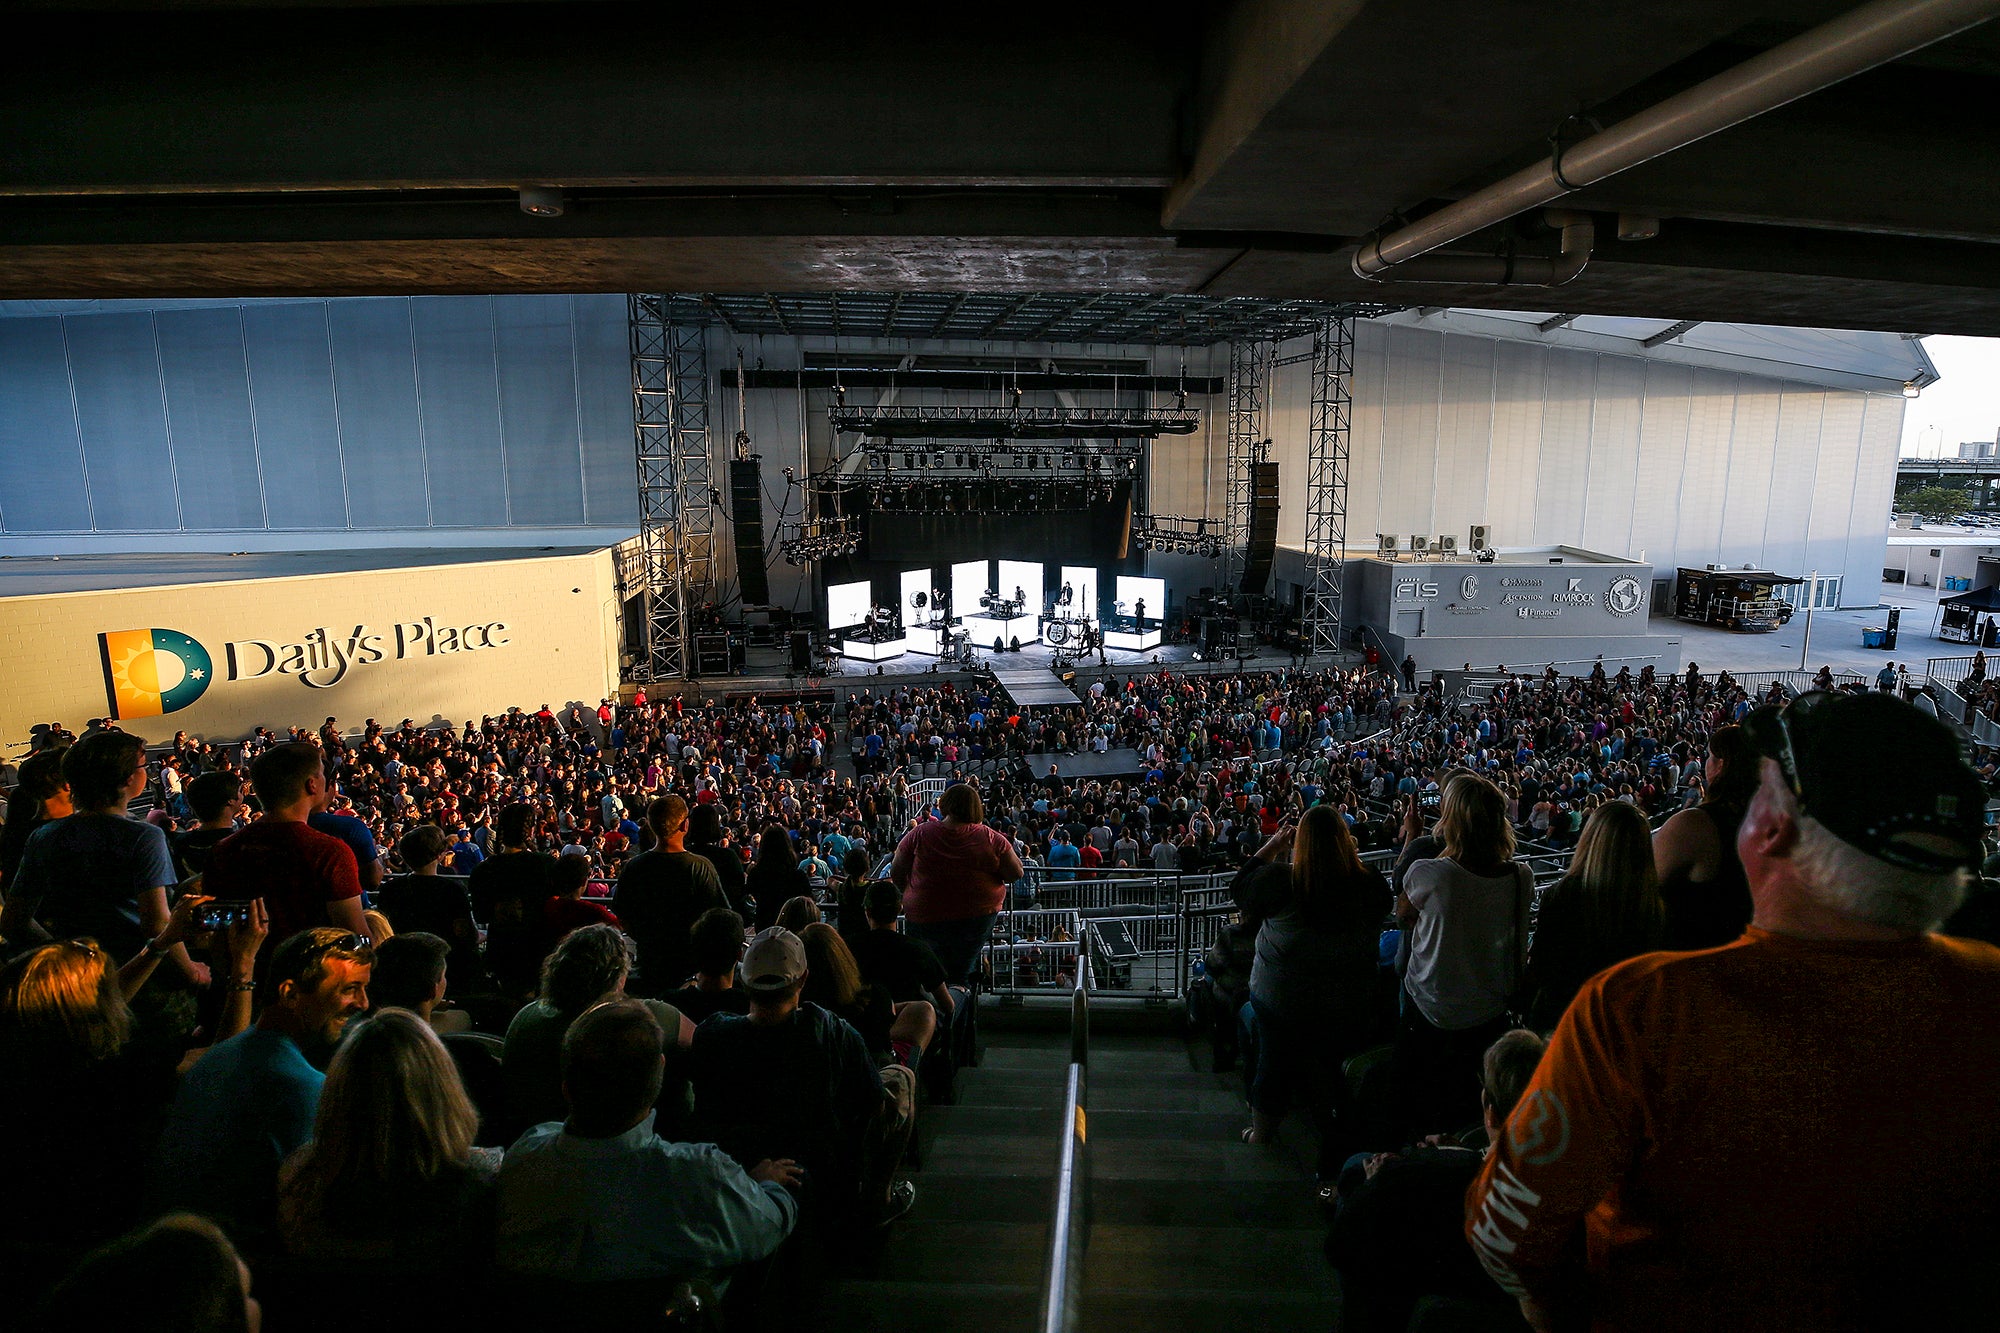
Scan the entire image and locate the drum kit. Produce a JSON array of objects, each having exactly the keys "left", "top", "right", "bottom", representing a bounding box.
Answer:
[{"left": 978, "top": 588, "right": 1023, "bottom": 618}]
